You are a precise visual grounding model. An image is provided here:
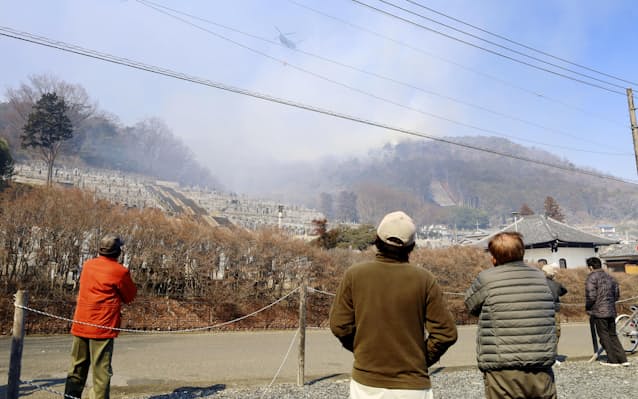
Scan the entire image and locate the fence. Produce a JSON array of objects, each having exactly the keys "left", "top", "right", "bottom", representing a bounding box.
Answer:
[{"left": 7, "top": 288, "right": 638, "bottom": 399}]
